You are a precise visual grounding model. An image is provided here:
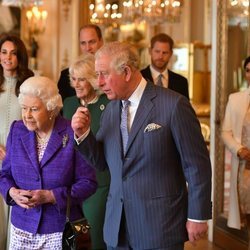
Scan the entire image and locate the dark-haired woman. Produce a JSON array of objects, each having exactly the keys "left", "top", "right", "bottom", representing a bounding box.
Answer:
[
  {"left": 222, "top": 56, "right": 250, "bottom": 249},
  {"left": 0, "top": 34, "right": 33, "bottom": 249}
]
